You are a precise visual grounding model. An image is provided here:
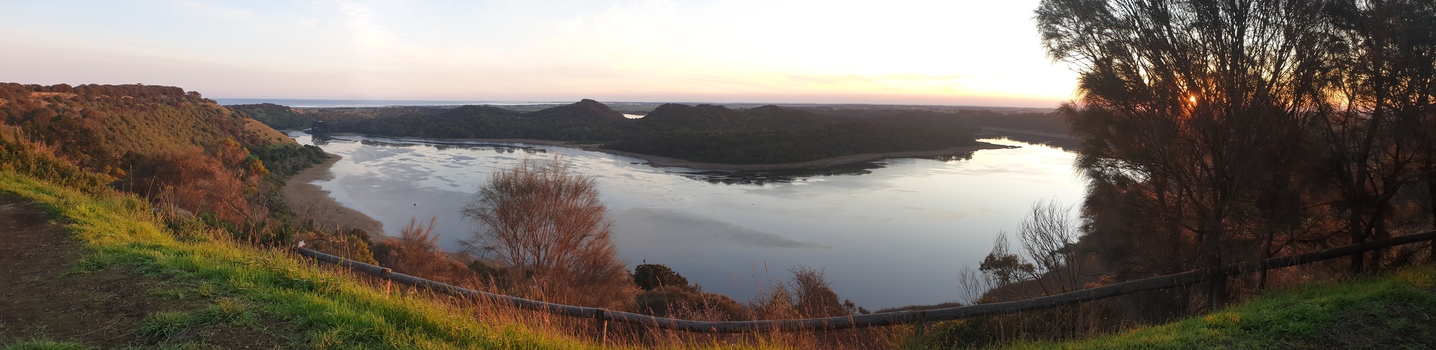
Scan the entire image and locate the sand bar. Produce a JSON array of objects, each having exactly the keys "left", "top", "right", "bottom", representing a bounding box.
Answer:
[{"left": 281, "top": 154, "right": 385, "bottom": 237}]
